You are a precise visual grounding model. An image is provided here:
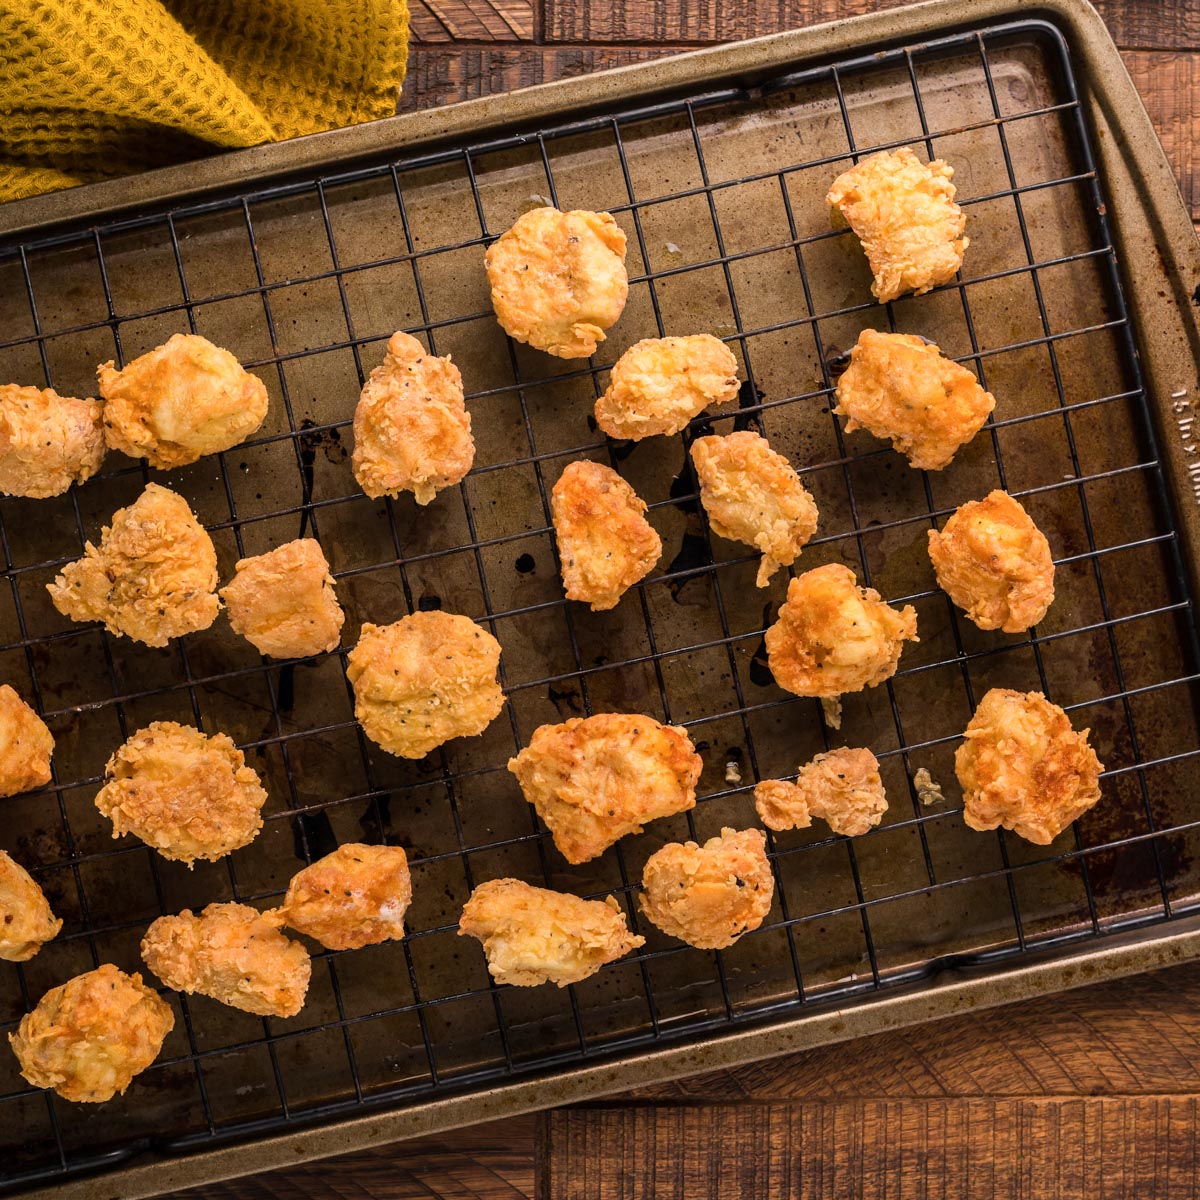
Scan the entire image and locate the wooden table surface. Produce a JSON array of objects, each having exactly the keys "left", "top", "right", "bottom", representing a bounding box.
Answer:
[{"left": 187, "top": 3, "right": 1199, "bottom": 1196}]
